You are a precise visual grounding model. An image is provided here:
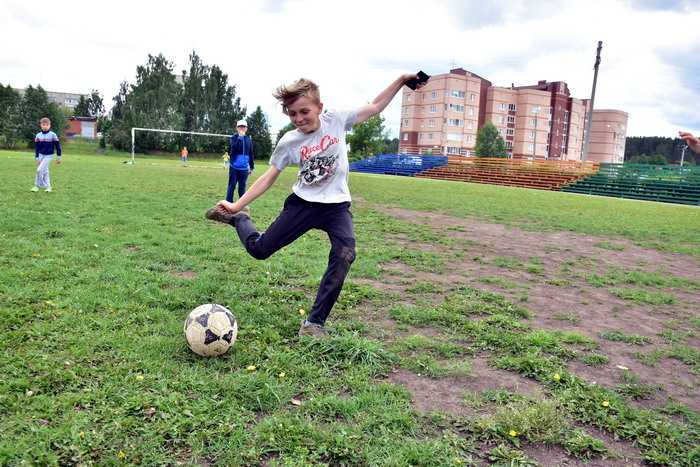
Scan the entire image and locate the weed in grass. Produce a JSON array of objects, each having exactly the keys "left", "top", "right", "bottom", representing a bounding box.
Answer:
[
  {"left": 581, "top": 354, "right": 610, "bottom": 366},
  {"left": 658, "top": 328, "right": 694, "bottom": 344},
  {"left": 493, "top": 256, "right": 523, "bottom": 270},
  {"left": 614, "top": 371, "right": 660, "bottom": 400},
  {"left": 634, "top": 349, "right": 667, "bottom": 367},
  {"left": 593, "top": 241, "right": 625, "bottom": 251},
  {"left": 406, "top": 281, "right": 440, "bottom": 294},
  {"left": 551, "top": 311, "right": 581, "bottom": 325},
  {"left": 610, "top": 287, "right": 676, "bottom": 305},
  {"left": 546, "top": 277, "right": 572, "bottom": 287},
  {"left": 599, "top": 330, "right": 651, "bottom": 345},
  {"left": 668, "top": 345, "right": 700, "bottom": 373},
  {"left": 588, "top": 269, "right": 698, "bottom": 290},
  {"left": 479, "top": 276, "right": 523, "bottom": 290},
  {"left": 487, "top": 444, "right": 538, "bottom": 466}
]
